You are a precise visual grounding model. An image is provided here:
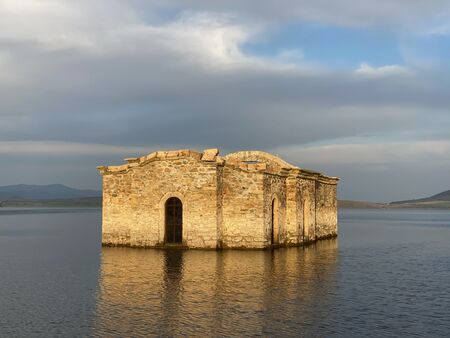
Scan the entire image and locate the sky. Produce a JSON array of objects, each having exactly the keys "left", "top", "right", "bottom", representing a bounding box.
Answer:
[{"left": 1, "top": 0, "right": 450, "bottom": 202}]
